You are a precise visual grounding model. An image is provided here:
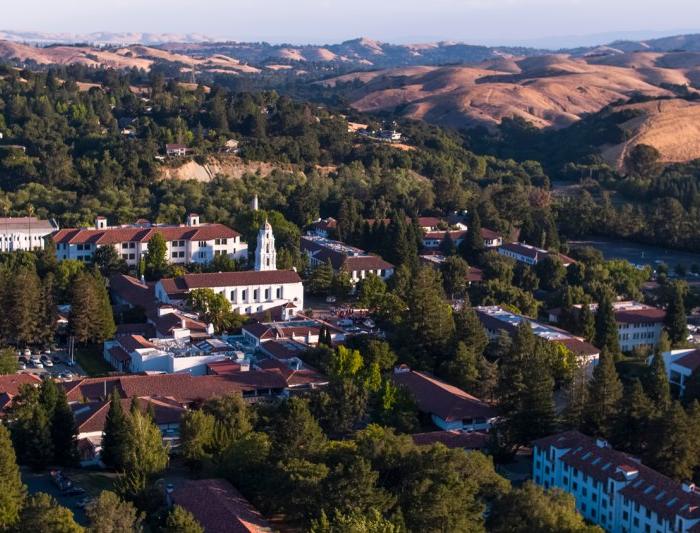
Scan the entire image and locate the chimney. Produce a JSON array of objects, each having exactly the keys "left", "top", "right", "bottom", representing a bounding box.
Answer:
[
  {"left": 186, "top": 213, "right": 200, "bottom": 227},
  {"left": 96, "top": 216, "right": 107, "bottom": 229}
]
